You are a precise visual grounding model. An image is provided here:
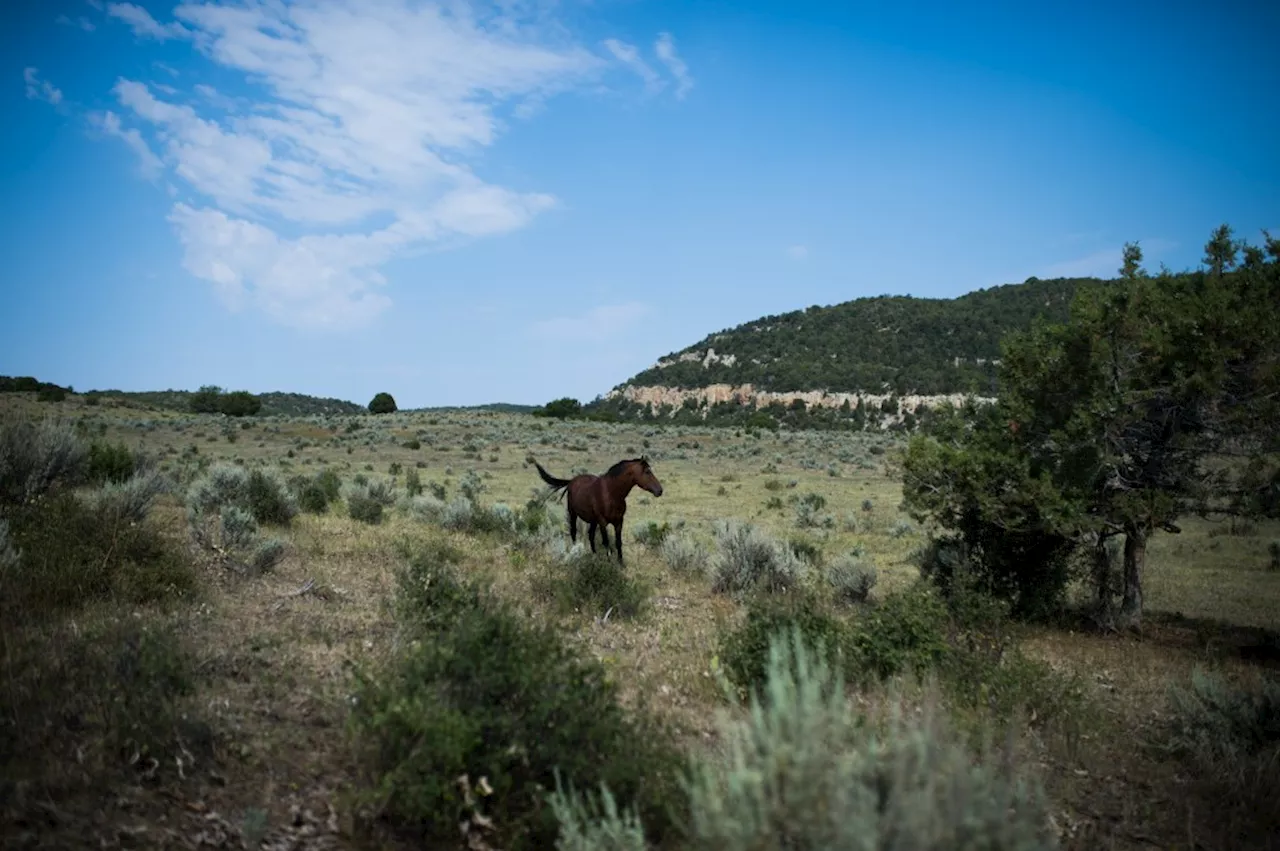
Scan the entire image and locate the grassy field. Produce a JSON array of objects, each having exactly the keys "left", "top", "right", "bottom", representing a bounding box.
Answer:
[{"left": 3, "top": 393, "right": 1278, "bottom": 850}]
